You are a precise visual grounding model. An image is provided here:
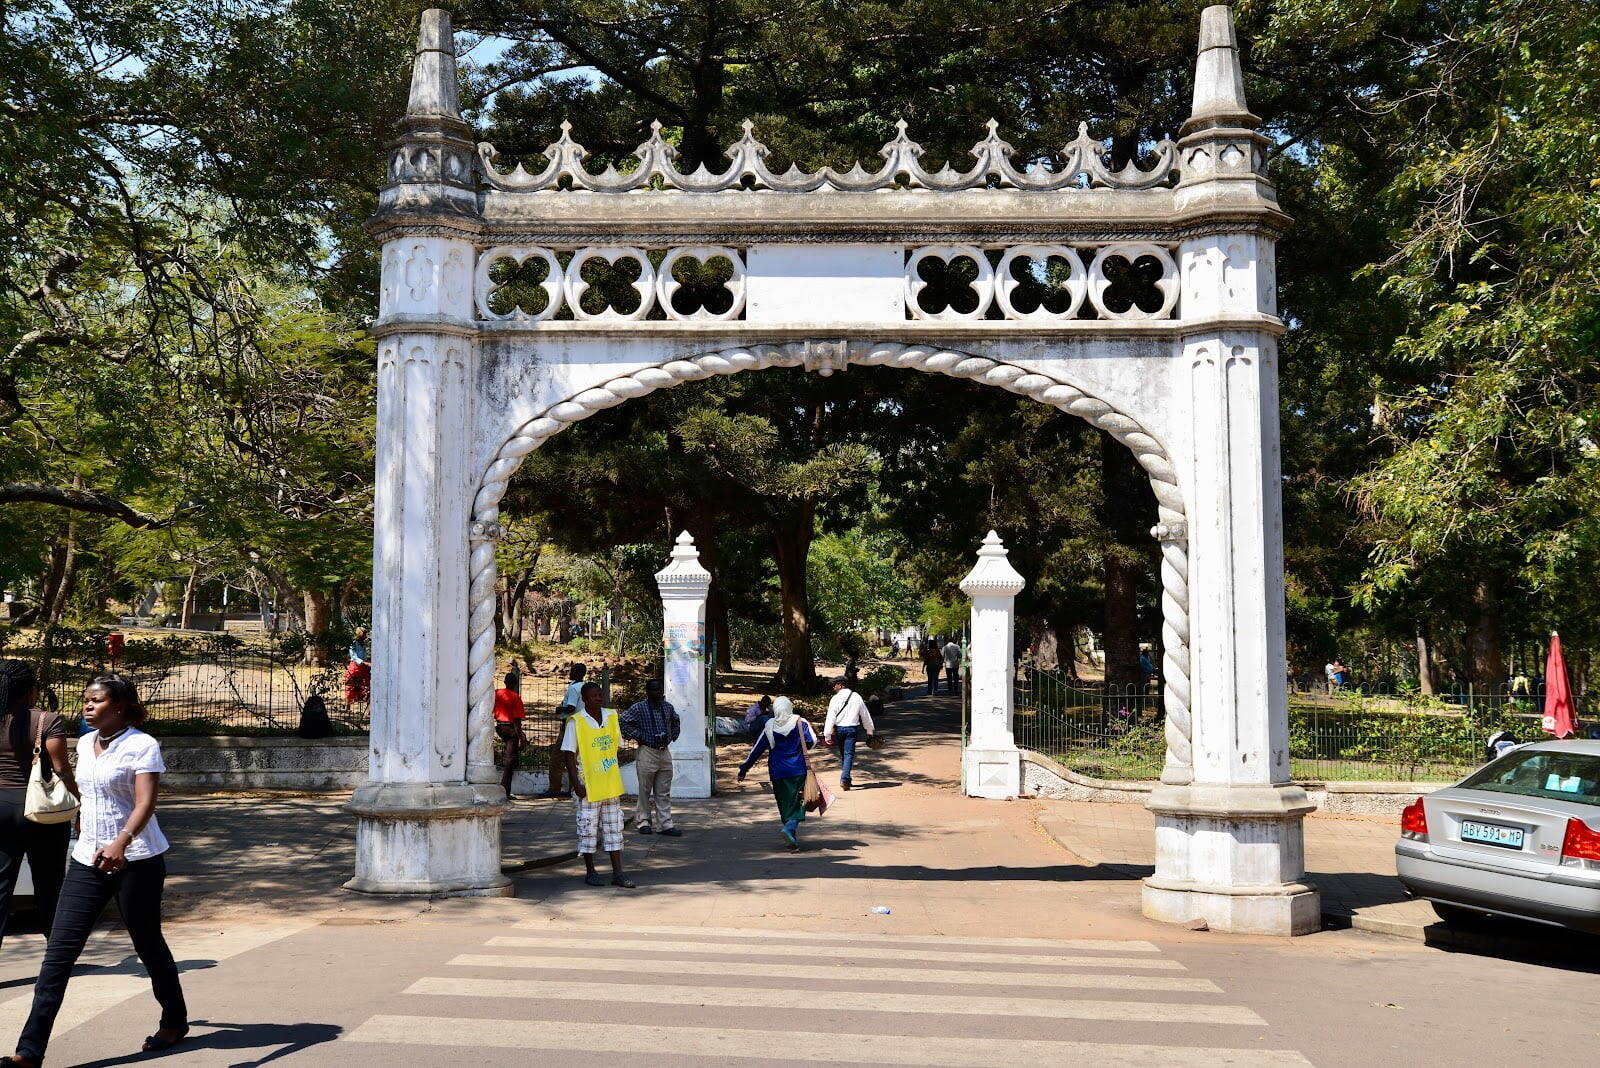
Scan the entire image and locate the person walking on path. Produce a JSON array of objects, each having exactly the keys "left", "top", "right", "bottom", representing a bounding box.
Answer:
[
  {"left": 921, "top": 641, "right": 941, "bottom": 696},
  {"left": 620, "top": 680, "right": 681, "bottom": 837},
  {"left": 493, "top": 672, "right": 527, "bottom": 798},
  {"left": 823, "top": 678, "right": 875, "bottom": 790},
  {"left": 344, "top": 627, "right": 371, "bottom": 708},
  {"left": 5, "top": 676, "right": 187, "bottom": 1067},
  {"left": 0, "top": 661, "right": 78, "bottom": 948},
  {"left": 546, "top": 662, "right": 586, "bottom": 797},
  {"left": 942, "top": 638, "right": 962, "bottom": 695},
  {"left": 559, "top": 682, "right": 635, "bottom": 889},
  {"left": 737, "top": 697, "right": 818, "bottom": 850}
]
